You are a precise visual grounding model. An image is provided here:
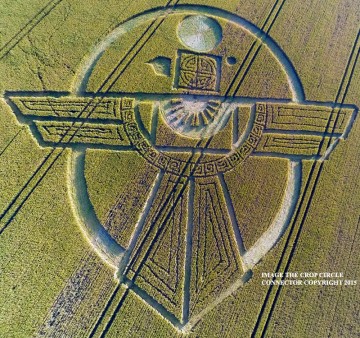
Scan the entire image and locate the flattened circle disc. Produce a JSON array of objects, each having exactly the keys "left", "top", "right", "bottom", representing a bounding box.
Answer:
[{"left": 177, "top": 15, "right": 222, "bottom": 52}]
